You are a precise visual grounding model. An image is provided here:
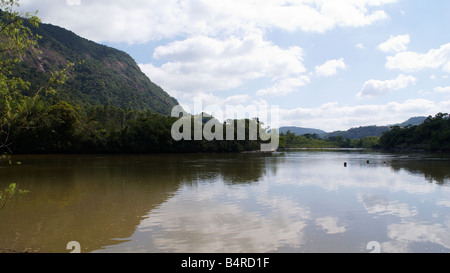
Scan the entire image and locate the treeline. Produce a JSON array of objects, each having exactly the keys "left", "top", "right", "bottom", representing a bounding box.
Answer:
[
  {"left": 380, "top": 113, "right": 450, "bottom": 152},
  {"left": 281, "top": 113, "right": 450, "bottom": 152},
  {"left": 5, "top": 101, "right": 267, "bottom": 154},
  {"left": 279, "top": 131, "right": 380, "bottom": 149},
  {"left": 5, "top": 103, "right": 449, "bottom": 154}
]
